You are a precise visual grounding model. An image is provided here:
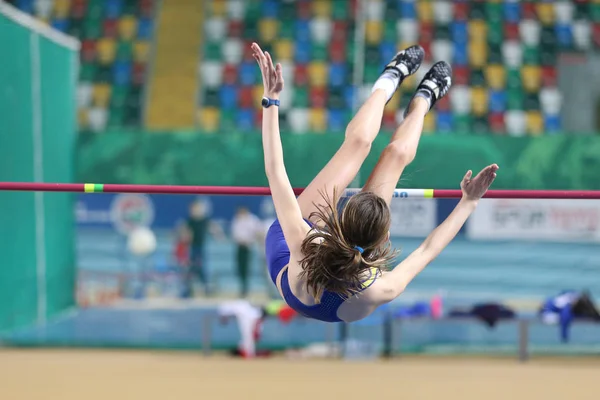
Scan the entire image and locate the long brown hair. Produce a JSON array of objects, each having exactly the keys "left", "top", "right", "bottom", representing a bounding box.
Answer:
[{"left": 299, "top": 189, "right": 398, "bottom": 302}]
